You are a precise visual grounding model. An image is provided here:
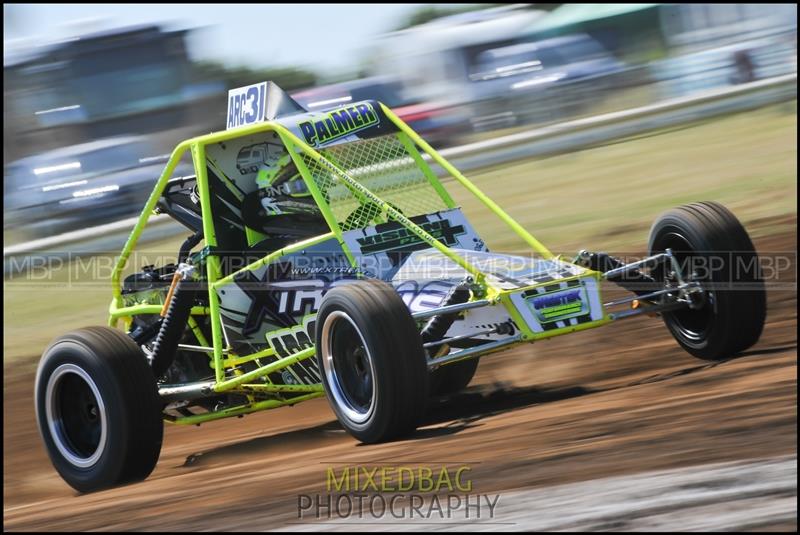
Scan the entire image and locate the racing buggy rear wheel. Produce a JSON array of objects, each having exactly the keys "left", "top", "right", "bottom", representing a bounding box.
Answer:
[
  {"left": 315, "top": 279, "right": 429, "bottom": 443},
  {"left": 35, "top": 326, "right": 163, "bottom": 492},
  {"left": 430, "top": 358, "right": 479, "bottom": 396},
  {"left": 648, "top": 201, "right": 766, "bottom": 360}
]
